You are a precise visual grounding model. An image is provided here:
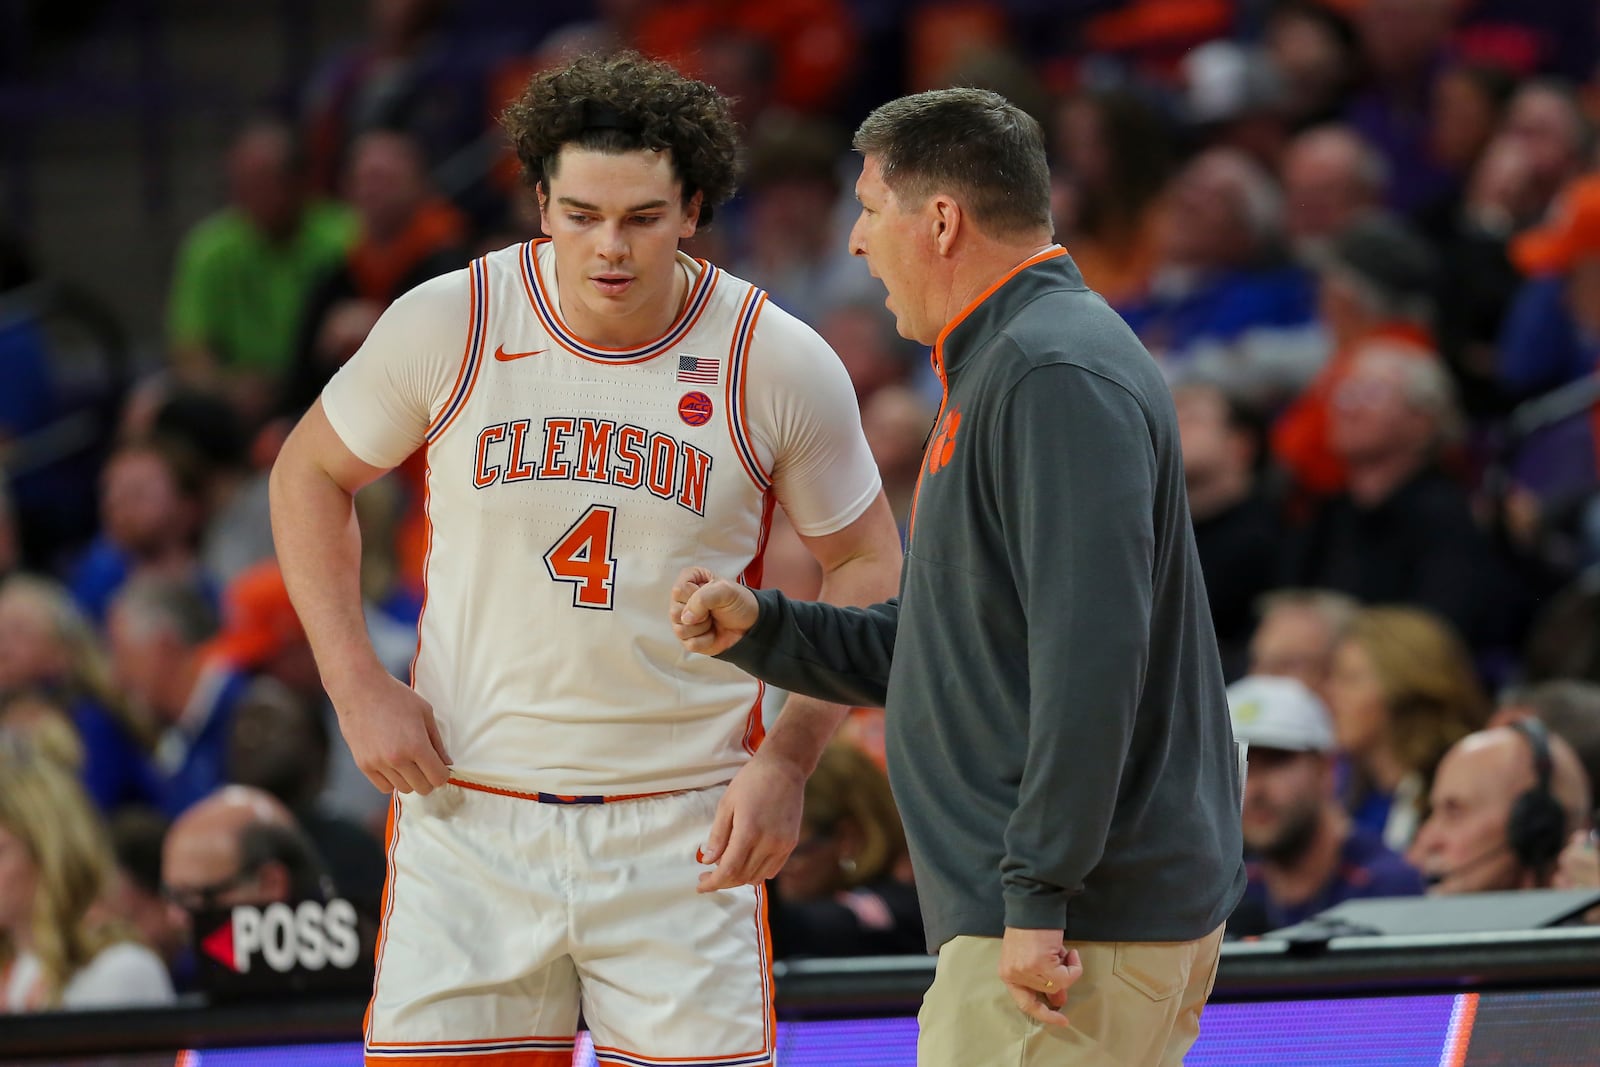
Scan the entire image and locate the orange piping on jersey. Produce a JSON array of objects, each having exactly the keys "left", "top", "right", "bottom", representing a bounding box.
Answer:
[
  {"left": 521, "top": 239, "right": 720, "bottom": 365},
  {"left": 724, "top": 287, "right": 771, "bottom": 490},
  {"left": 363, "top": 796, "right": 402, "bottom": 1046},
  {"left": 425, "top": 258, "right": 486, "bottom": 440},
  {"left": 1443, "top": 993, "right": 1479, "bottom": 1067},
  {"left": 737, "top": 292, "right": 771, "bottom": 484},
  {"left": 446, "top": 777, "right": 678, "bottom": 804},
  {"left": 908, "top": 245, "right": 1067, "bottom": 539}
]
